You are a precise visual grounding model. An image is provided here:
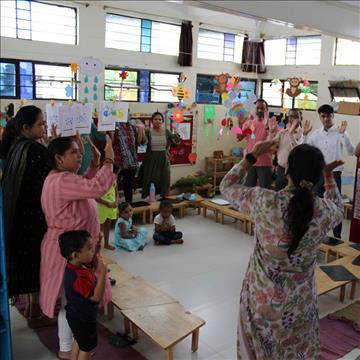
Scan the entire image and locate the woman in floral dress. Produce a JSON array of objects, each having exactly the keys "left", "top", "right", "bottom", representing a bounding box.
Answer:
[{"left": 220, "top": 142, "right": 343, "bottom": 360}]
